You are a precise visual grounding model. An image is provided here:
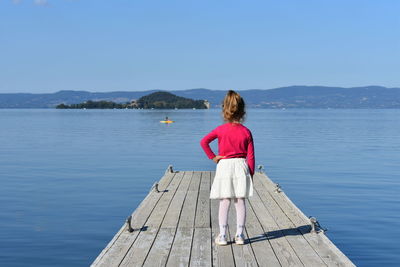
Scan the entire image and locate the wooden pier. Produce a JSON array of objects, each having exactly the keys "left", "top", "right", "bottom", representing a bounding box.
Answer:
[{"left": 91, "top": 168, "right": 355, "bottom": 266}]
